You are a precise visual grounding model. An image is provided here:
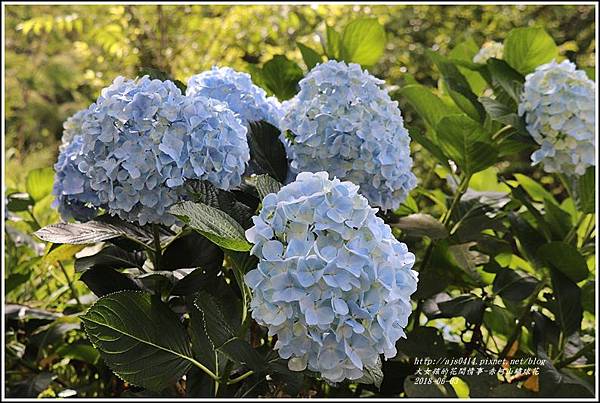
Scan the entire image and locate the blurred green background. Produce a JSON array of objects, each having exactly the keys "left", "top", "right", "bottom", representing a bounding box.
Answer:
[{"left": 4, "top": 4, "right": 595, "bottom": 187}]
